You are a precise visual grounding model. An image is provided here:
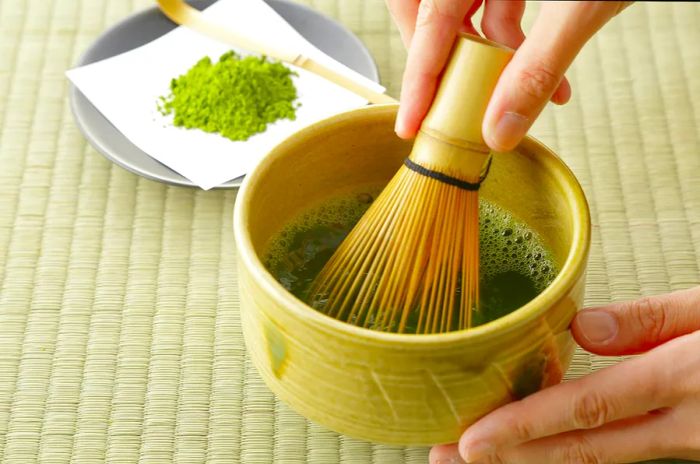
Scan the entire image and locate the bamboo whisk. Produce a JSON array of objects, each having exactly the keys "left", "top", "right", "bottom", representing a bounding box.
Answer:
[{"left": 309, "top": 35, "right": 514, "bottom": 334}]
